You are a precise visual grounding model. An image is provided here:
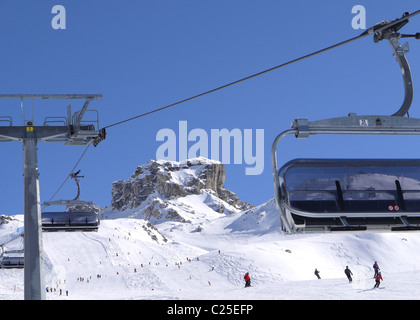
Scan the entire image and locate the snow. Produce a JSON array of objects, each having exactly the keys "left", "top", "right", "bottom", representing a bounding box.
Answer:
[{"left": 1, "top": 198, "right": 420, "bottom": 300}]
